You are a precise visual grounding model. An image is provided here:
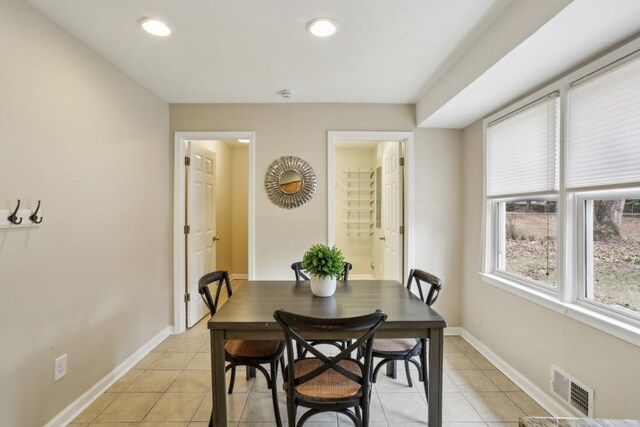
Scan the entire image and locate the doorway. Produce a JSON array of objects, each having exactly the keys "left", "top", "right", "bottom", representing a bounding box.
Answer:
[
  {"left": 185, "top": 140, "right": 217, "bottom": 327},
  {"left": 327, "top": 131, "right": 414, "bottom": 283},
  {"left": 173, "top": 132, "right": 255, "bottom": 334}
]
